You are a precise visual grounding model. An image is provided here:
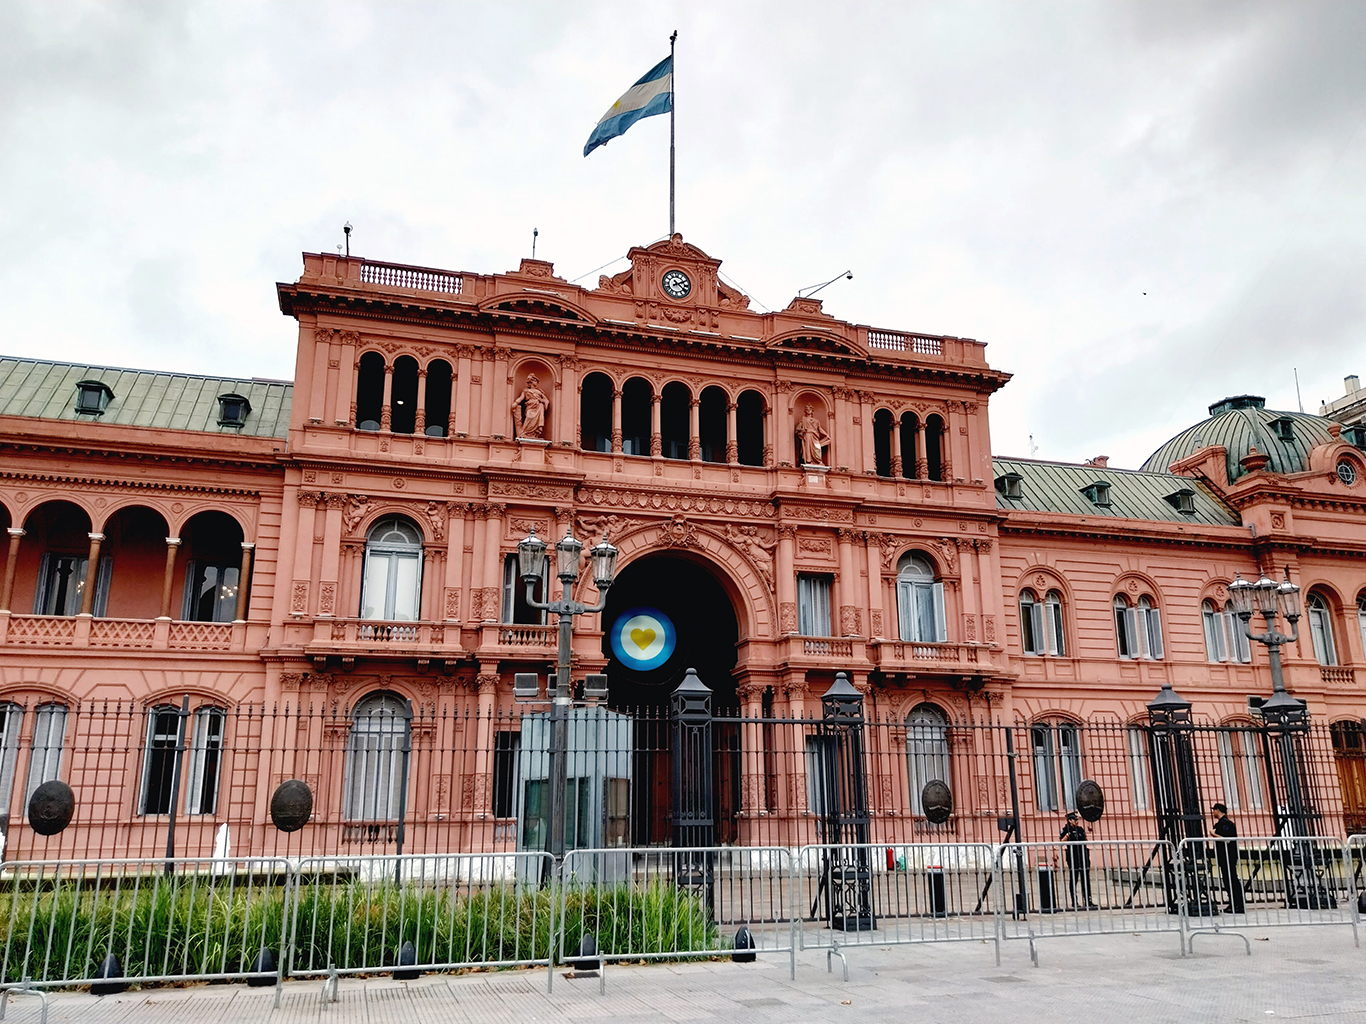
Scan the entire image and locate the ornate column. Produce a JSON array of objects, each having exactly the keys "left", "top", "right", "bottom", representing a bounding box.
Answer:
[
  {"left": 379, "top": 362, "right": 394, "bottom": 431},
  {"left": 420, "top": 546, "right": 437, "bottom": 621},
  {"left": 453, "top": 345, "right": 474, "bottom": 436},
  {"left": 443, "top": 503, "right": 467, "bottom": 621},
  {"left": 289, "top": 491, "right": 322, "bottom": 617},
  {"left": 1, "top": 528, "right": 24, "bottom": 612},
  {"left": 726, "top": 401, "right": 739, "bottom": 464},
  {"left": 472, "top": 669, "right": 499, "bottom": 817},
  {"left": 914, "top": 420, "right": 927, "bottom": 480},
  {"left": 774, "top": 383, "right": 794, "bottom": 465},
  {"left": 776, "top": 523, "right": 797, "bottom": 634},
  {"left": 557, "top": 355, "right": 580, "bottom": 446},
  {"left": 864, "top": 532, "right": 886, "bottom": 638},
  {"left": 611, "top": 388, "right": 623, "bottom": 454},
  {"left": 738, "top": 679, "right": 767, "bottom": 821},
  {"left": 492, "top": 349, "right": 511, "bottom": 439},
  {"left": 890, "top": 415, "right": 903, "bottom": 478},
  {"left": 957, "top": 538, "right": 979, "bottom": 645},
  {"left": 762, "top": 396, "right": 774, "bottom": 466},
  {"left": 964, "top": 400, "right": 983, "bottom": 484},
  {"left": 78, "top": 532, "right": 104, "bottom": 616},
  {"left": 837, "top": 528, "right": 861, "bottom": 636},
  {"left": 415, "top": 368, "right": 428, "bottom": 434},
  {"left": 235, "top": 542, "right": 254, "bottom": 622},
  {"left": 481, "top": 504, "right": 505, "bottom": 622},
  {"left": 857, "top": 391, "right": 874, "bottom": 476},
  {"left": 943, "top": 403, "right": 958, "bottom": 481},
  {"left": 688, "top": 398, "right": 701, "bottom": 461},
  {"left": 335, "top": 331, "right": 357, "bottom": 426},
  {"left": 159, "top": 537, "right": 181, "bottom": 619},
  {"left": 650, "top": 393, "right": 662, "bottom": 457},
  {"left": 318, "top": 493, "right": 346, "bottom": 616}
]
